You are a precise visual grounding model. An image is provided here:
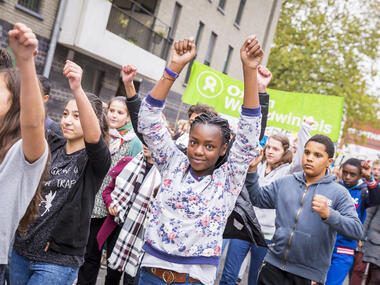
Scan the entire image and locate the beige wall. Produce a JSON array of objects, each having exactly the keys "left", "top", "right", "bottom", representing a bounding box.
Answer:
[
  {"left": 0, "top": 0, "right": 60, "bottom": 39},
  {"left": 155, "top": 0, "right": 282, "bottom": 94}
]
